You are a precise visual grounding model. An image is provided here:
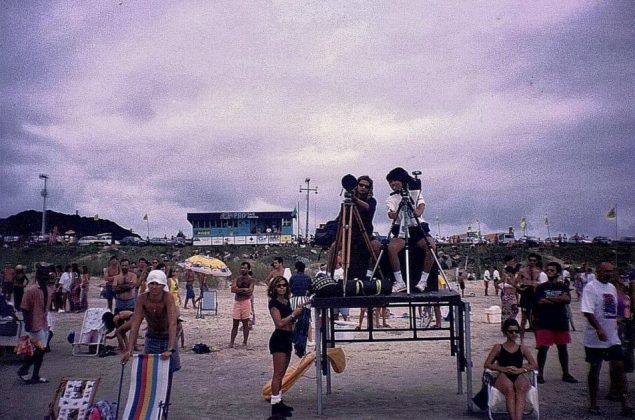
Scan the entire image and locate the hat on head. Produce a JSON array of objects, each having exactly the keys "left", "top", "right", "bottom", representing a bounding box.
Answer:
[
  {"left": 15, "top": 264, "right": 24, "bottom": 270},
  {"left": 146, "top": 269, "right": 169, "bottom": 291}
]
